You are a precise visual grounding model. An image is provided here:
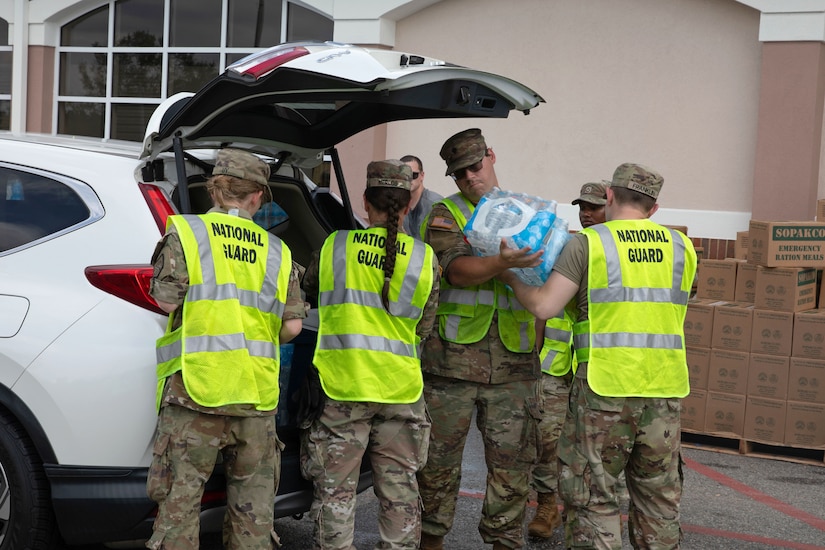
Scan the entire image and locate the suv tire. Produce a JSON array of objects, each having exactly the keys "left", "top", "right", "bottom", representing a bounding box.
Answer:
[{"left": 0, "top": 410, "right": 62, "bottom": 550}]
